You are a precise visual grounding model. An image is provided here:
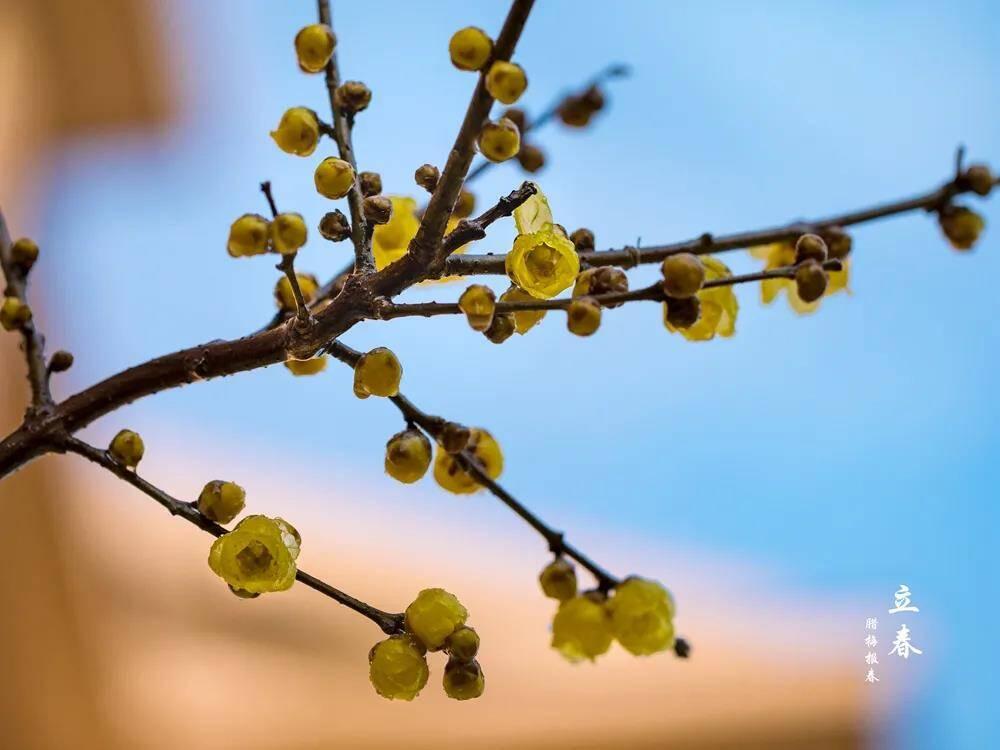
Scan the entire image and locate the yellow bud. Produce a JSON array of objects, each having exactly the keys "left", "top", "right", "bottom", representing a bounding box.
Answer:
[
  {"left": 0, "top": 296, "right": 32, "bottom": 331},
  {"left": 794, "top": 233, "right": 828, "bottom": 264},
  {"left": 284, "top": 356, "right": 327, "bottom": 376},
  {"left": 939, "top": 205, "right": 985, "bottom": 251},
  {"left": 661, "top": 253, "right": 705, "bottom": 299},
  {"left": 270, "top": 212, "right": 308, "bottom": 255},
  {"left": 445, "top": 626, "right": 480, "bottom": 661},
  {"left": 353, "top": 347, "right": 402, "bottom": 398},
  {"left": 227, "top": 214, "right": 270, "bottom": 257},
  {"left": 405, "top": 587, "right": 469, "bottom": 650},
  {"left": 458, "top": 284, "right": 496, "bottom": 331},
  {"left": 485, "top": 61, "right": 528, "bottom": 105},
  {"left": 499, "top": 286, "right": 546, "bottom": 333},
  {"left": 567, "top": 296, "right": 601, "bottom": 336},
  {"left": 274, "top": 273, "right": 319, "bottom": 311},
  {"left": 11, "top": 237, "right": 39, "bottom": 270},
  {"left": 384, "top": 428, "right": 432, "bottom": 484},
  {"left": 442, "top": 658, "right": 485, "bottom": 701},
  {"left": 270, "top": 107, "right": 320, "bottom": 156},
  {"left": 314, "top": 157, "right": 356, "bottom": 199},
  {"left": 433, "top": 428, "right": 503, "bottom": 494},
  {"left": 109, "top": 429, "right": 144, "bottom": 469},
  {"left": 197, "top": 480, "right": 246, "bottom": 524},
  {"left": 551, "top": 595, "right": 613, "bottom": 662},
  {"left": 208, "top": 515, "right": 297, "bottom": 594},
  {"left": 539, "top": 558, "right": 578, "bottom": 602},
  {"left": 794, "top": 259, "right": 828, "bottom": 303},
  {"left": 478, "top": 118, "right": 521, "bottom": 163},
  {"left": 295, "top": 24, "right": 336, "bottom": 74},
  {"left": 483, "top": 312, "right": 515, "bottom": 344},
  {"left": 449, "top": 26, "right": 493, "bottom": 71},
  {"left": 369, "top": 635, "right": 429, "bottom": 701}
]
